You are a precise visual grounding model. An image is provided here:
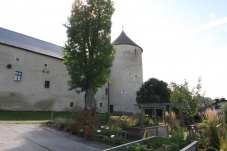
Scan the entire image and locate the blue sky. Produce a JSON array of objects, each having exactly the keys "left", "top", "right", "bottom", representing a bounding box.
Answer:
[{"left": 0, "top": 0, "right": 227, "bottom": 99}]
